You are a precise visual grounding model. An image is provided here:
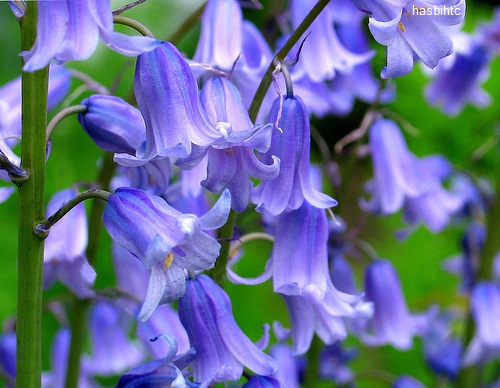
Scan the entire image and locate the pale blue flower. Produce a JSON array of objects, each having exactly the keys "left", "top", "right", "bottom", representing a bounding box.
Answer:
[
  {"left": 178, "top": 274, "right": 277, "bottom": 384},
  {"left": 19, "top": 0, "right": 160, "bottom": 72},
  {"left": 103, "top": 188, "right": 231, "bottom": 321}
]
